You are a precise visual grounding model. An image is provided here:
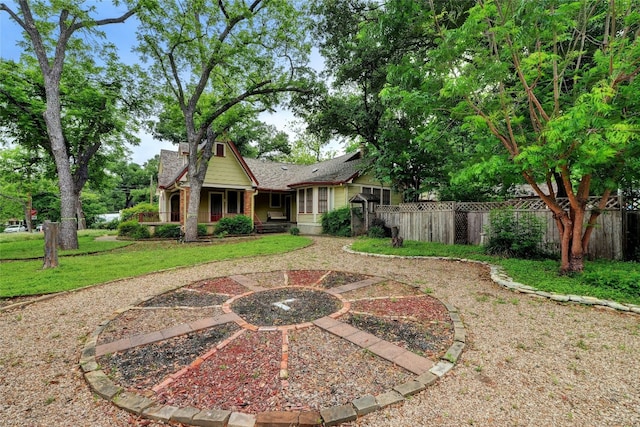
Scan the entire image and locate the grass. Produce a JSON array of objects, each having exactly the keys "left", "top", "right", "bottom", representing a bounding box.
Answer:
[
  {"left": 0, "top": 234, "right": 312, "bottom": 298},
  {"left": 351, "top": 237, "right": 640, "bottom": 306},
  {"left": 0, "top": 230, "right": 130, "bottom": 260}
]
